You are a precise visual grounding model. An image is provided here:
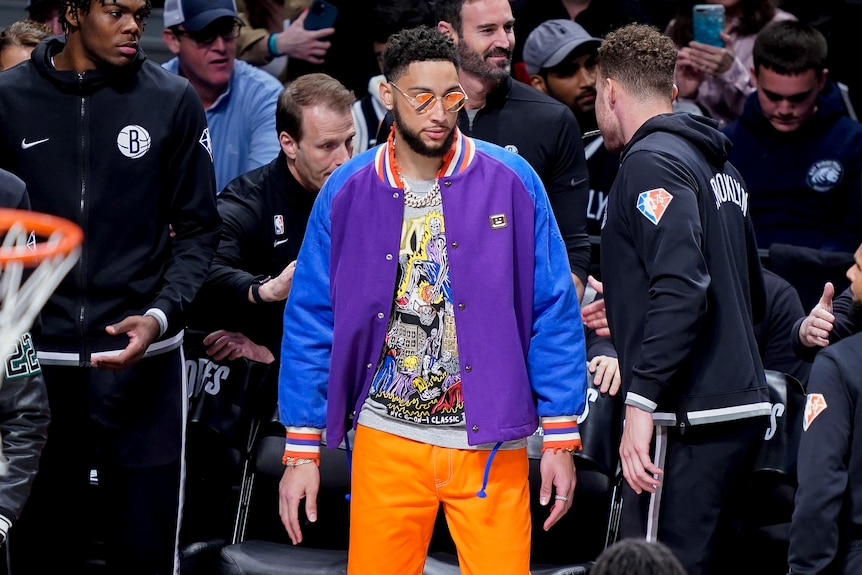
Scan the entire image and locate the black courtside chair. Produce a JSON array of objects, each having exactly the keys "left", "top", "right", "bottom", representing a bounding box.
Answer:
[
  {"left": 218, "top": 372, "right": 622, "bottom": 574},
  {"left": 737, "top": 369, "right": 807, "bottom": 575}
]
